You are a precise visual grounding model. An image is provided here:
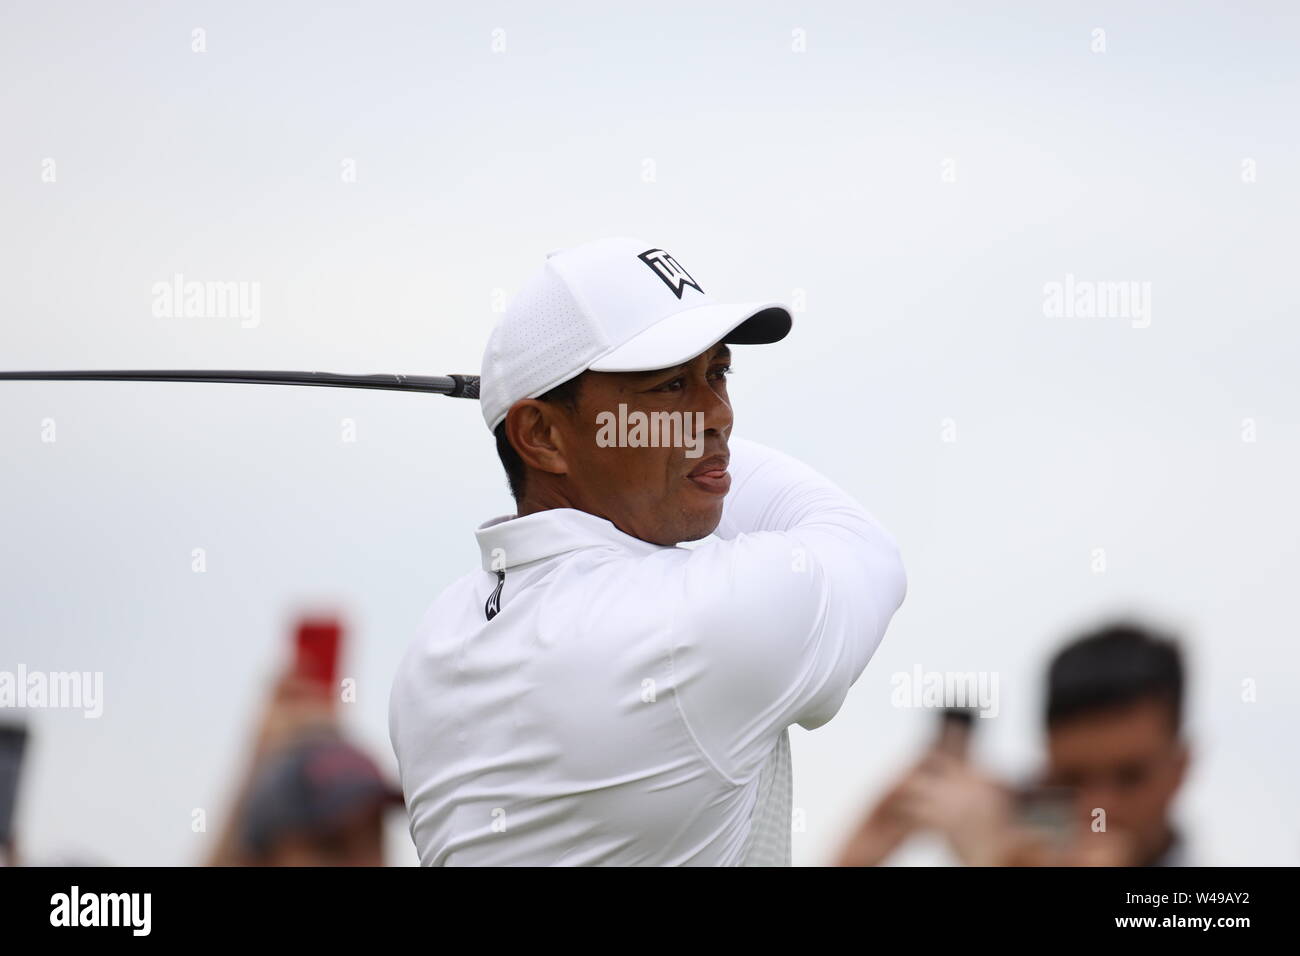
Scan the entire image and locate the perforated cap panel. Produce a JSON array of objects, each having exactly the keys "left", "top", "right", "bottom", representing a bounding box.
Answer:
[{"left": 480, "top": 260, "right": 609, "bottom": 431}]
